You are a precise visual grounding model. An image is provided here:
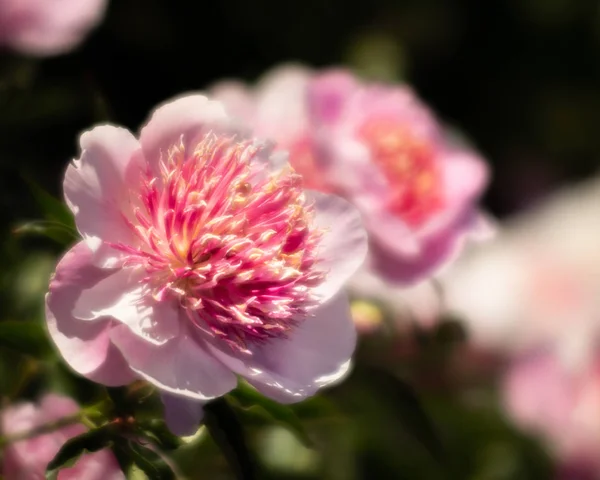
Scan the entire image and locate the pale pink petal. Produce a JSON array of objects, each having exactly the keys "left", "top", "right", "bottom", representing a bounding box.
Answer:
[
  {"left": 253, "top": 64, "right": 312, "bottom": 140},
  {"left": 440, "top": 149, "right": 490, "bottom": 209},
  {"left": 139, "top": 94, "right": 246, "bottom": 174},
  {"left": 64, "top": 126, "right": 141, "bottom": 248},
  {"left": 208, "top": 294, "right": 356, "bottom": 403},
  {"left": 160, "top": 393, "right": 205, "bottom": 436},
  {"left": 369, "top": 209, "right": 480, "bottom": 285},
  {"left": 365, "top": 211, "right": 421, "bottom": 258},
  {"left": 0, "top": 0, "right": 108, "bottom": 56},
  {"left": 73, "top": 267, "right": 180, "bottom": 346},
  {"left": 110, "top": 324, "right": 237, "bottom": 400},
  {"left": 1, "top": 395, "right": 124, "bottom": 480},
  {"left": 1, "top": 397, "right": 85, "bottom": 479},
  {"left": 343, "top": 85, "right": 440, "bottom": 141},
  {"left": 89, "top": 241, "right": 129, "bottom": 269},
  {"left": 307, "top": 69, "right": 358, "bottom": 125},
  {"left": 210, "top": 81, "right": 255, "bottom": 123},
  {"left": 46, "top": 242, "right": 136, "bottom": 386},
  {"left": 503, "top": 351, "right": 575, "bottom": 440},
  {"left": 323, "top": 138, "right": 388, "bottom": 200},
  {"left": 308, "top": 191, "right": 368, "bottom": 302}
]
